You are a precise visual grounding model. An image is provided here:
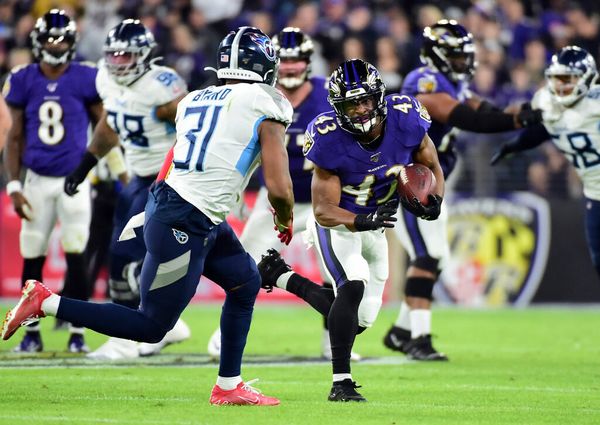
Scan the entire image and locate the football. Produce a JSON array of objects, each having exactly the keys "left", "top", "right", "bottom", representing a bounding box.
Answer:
[{"left": 397, "top": 163, "right": 437, "bottom": 205}]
